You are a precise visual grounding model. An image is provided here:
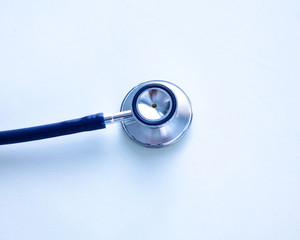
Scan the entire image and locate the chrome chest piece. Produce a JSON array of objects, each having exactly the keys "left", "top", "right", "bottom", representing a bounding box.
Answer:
[{"left": 120, "top": 80, "right": 193, "bottom": 148}]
